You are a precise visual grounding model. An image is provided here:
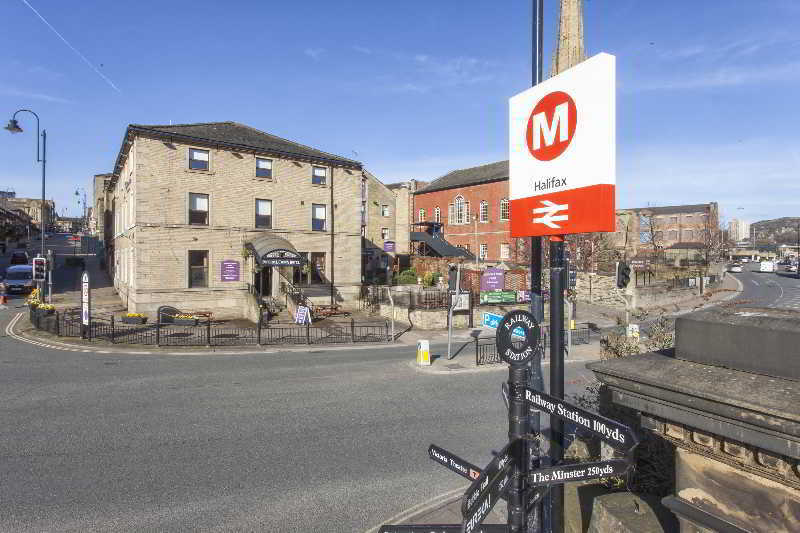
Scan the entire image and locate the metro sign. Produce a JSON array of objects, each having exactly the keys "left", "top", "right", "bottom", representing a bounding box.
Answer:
[{"left": 509, "top": 52, "right": 616, "bottom": 237}]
